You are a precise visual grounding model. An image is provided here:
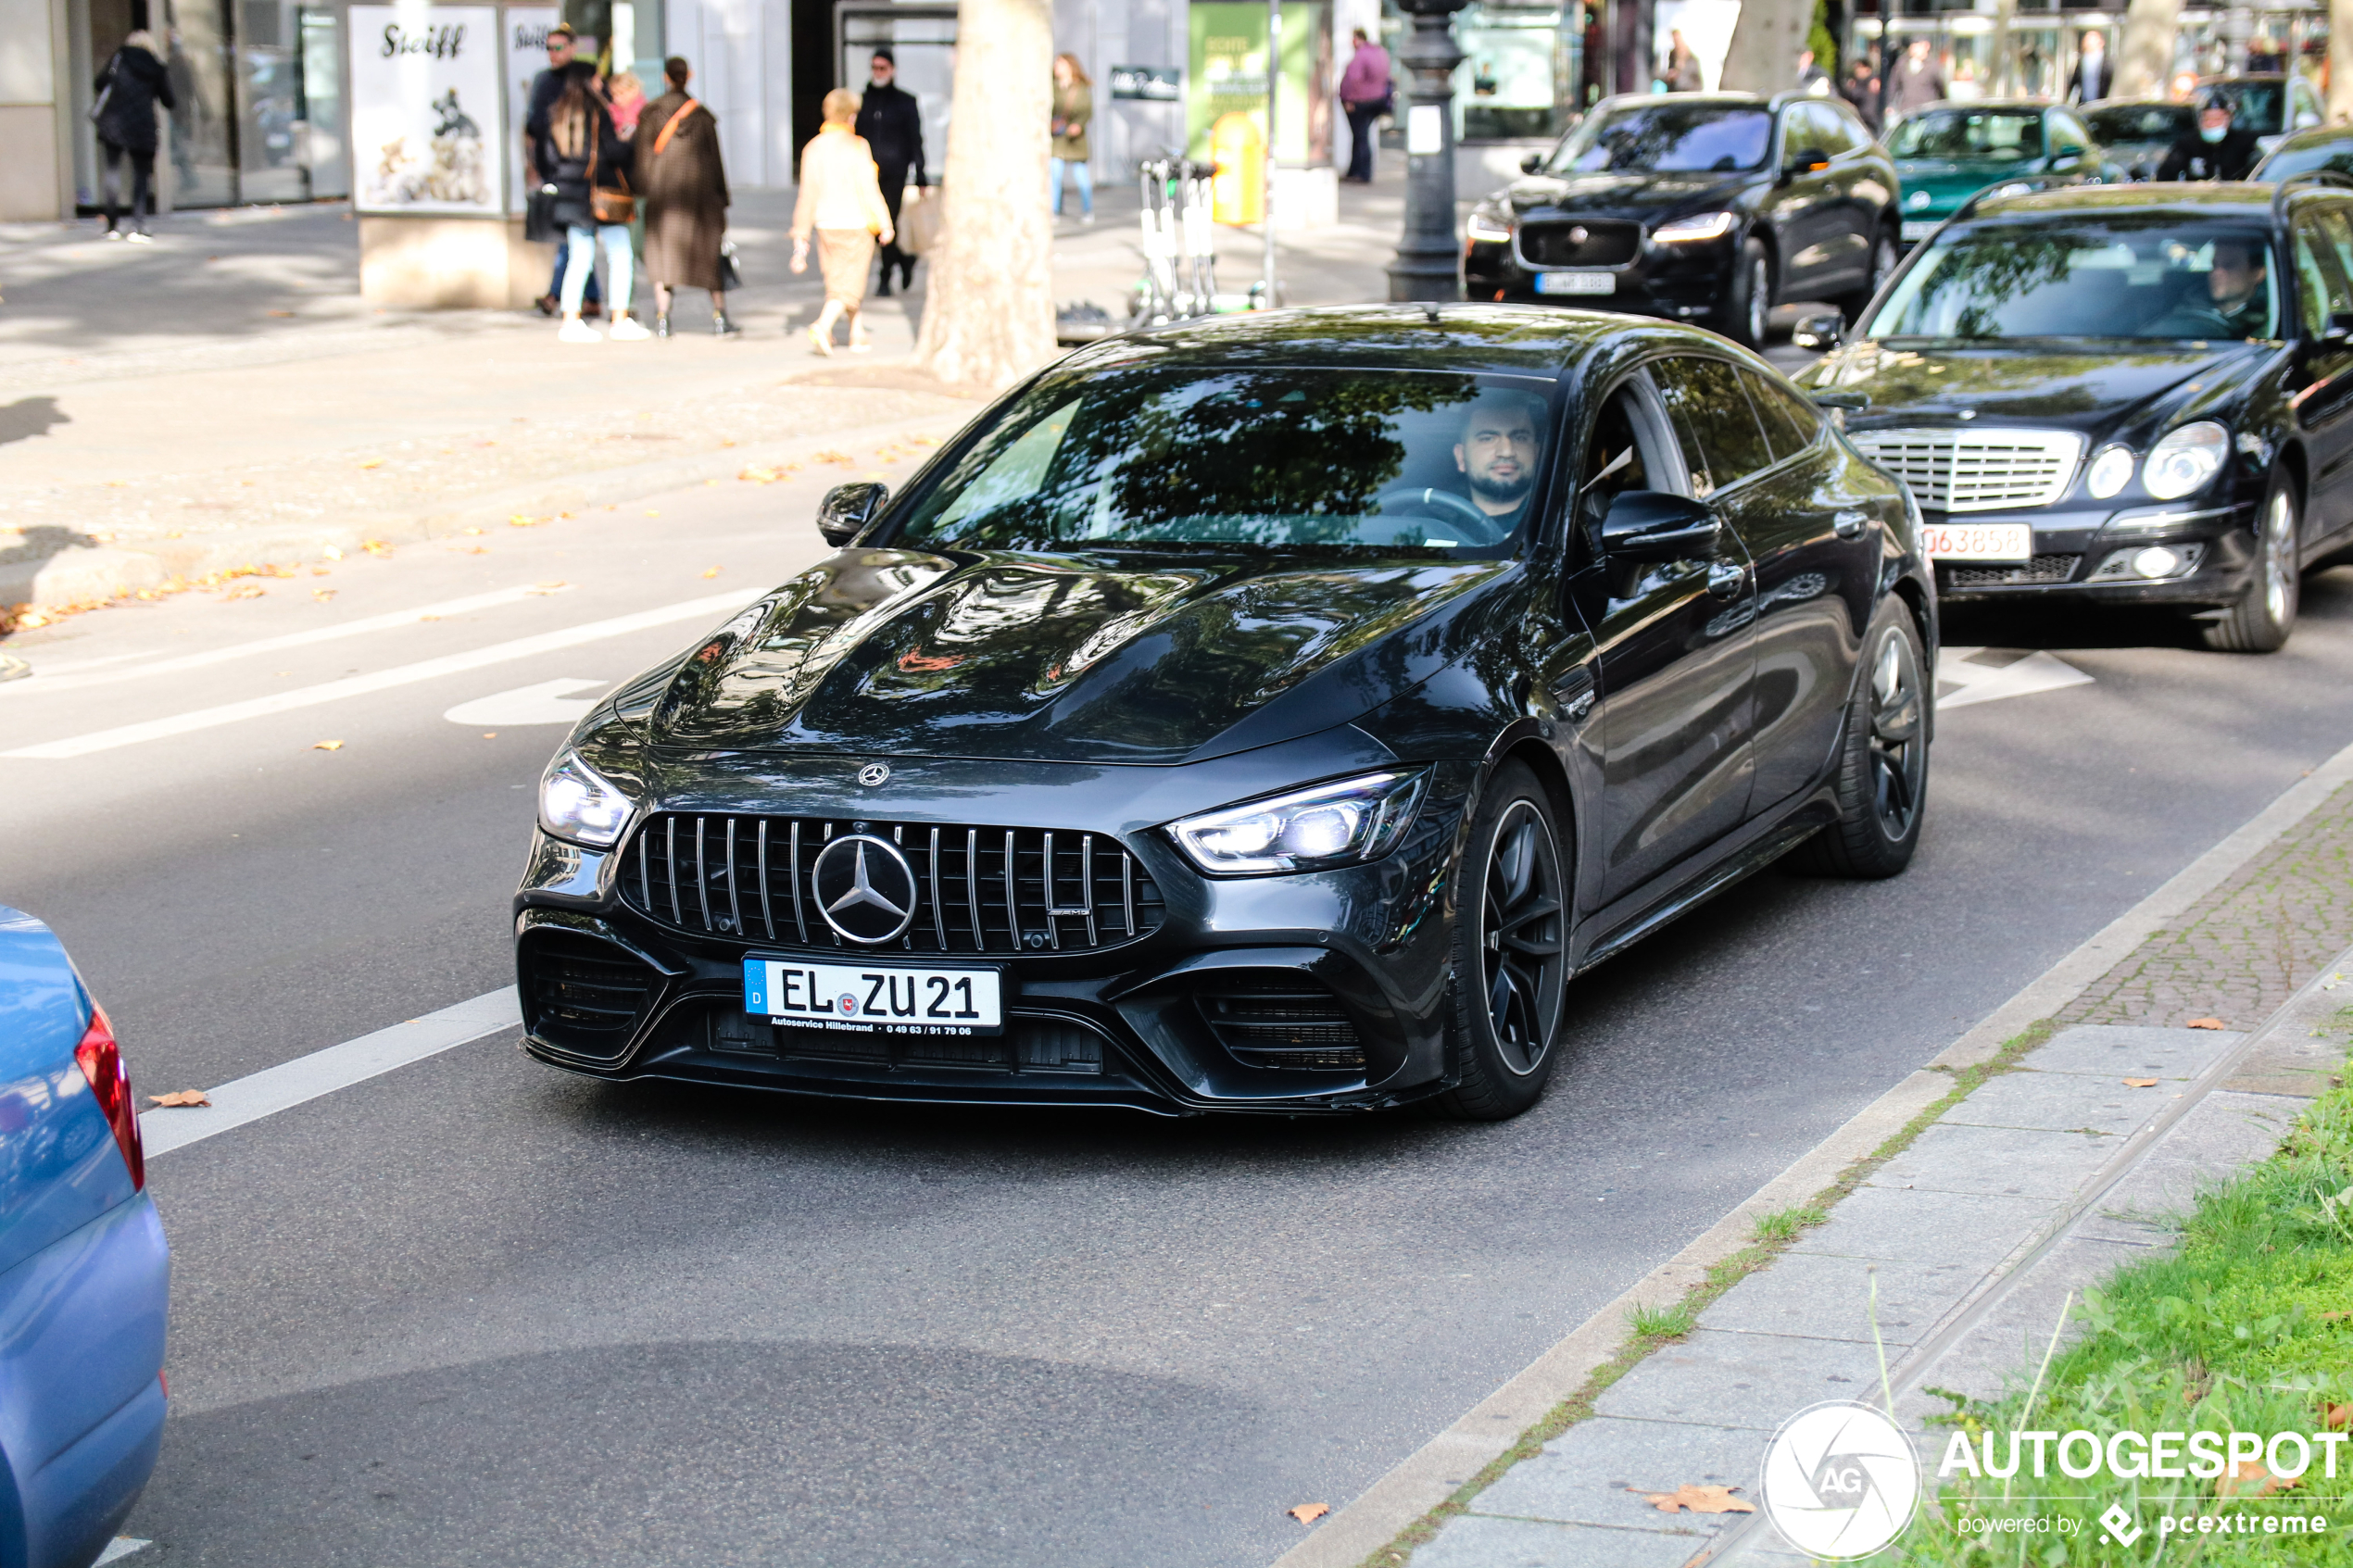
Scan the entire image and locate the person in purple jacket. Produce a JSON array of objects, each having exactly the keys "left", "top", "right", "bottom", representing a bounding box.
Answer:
[{"left": 1339, "top": 29, "right": 1392, "bottom": 184}]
